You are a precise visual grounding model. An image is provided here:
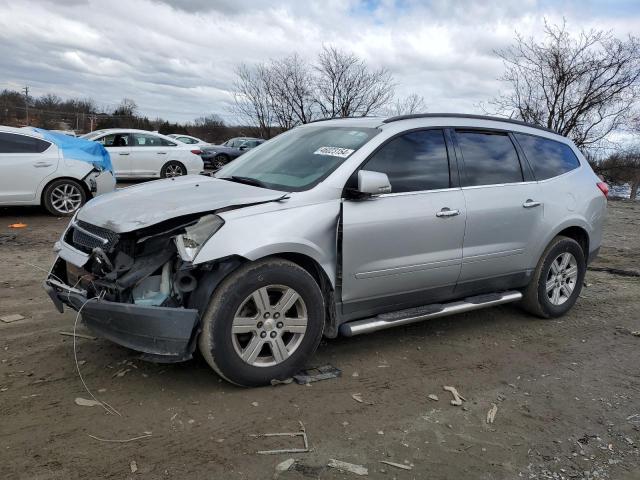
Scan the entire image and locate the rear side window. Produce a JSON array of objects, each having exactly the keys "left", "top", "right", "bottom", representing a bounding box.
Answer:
[
  {"left": 456, "top": 131, "right": 523, "bottom": 187},
  {"left": 363, "top": 129, "right": 450, "bottom": 193},
  {"left": 513, "top": 133, "right": 580, "bottom": 180},
  {"left": 0, "top": 132, "right": 50, "bottom": 153}
]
